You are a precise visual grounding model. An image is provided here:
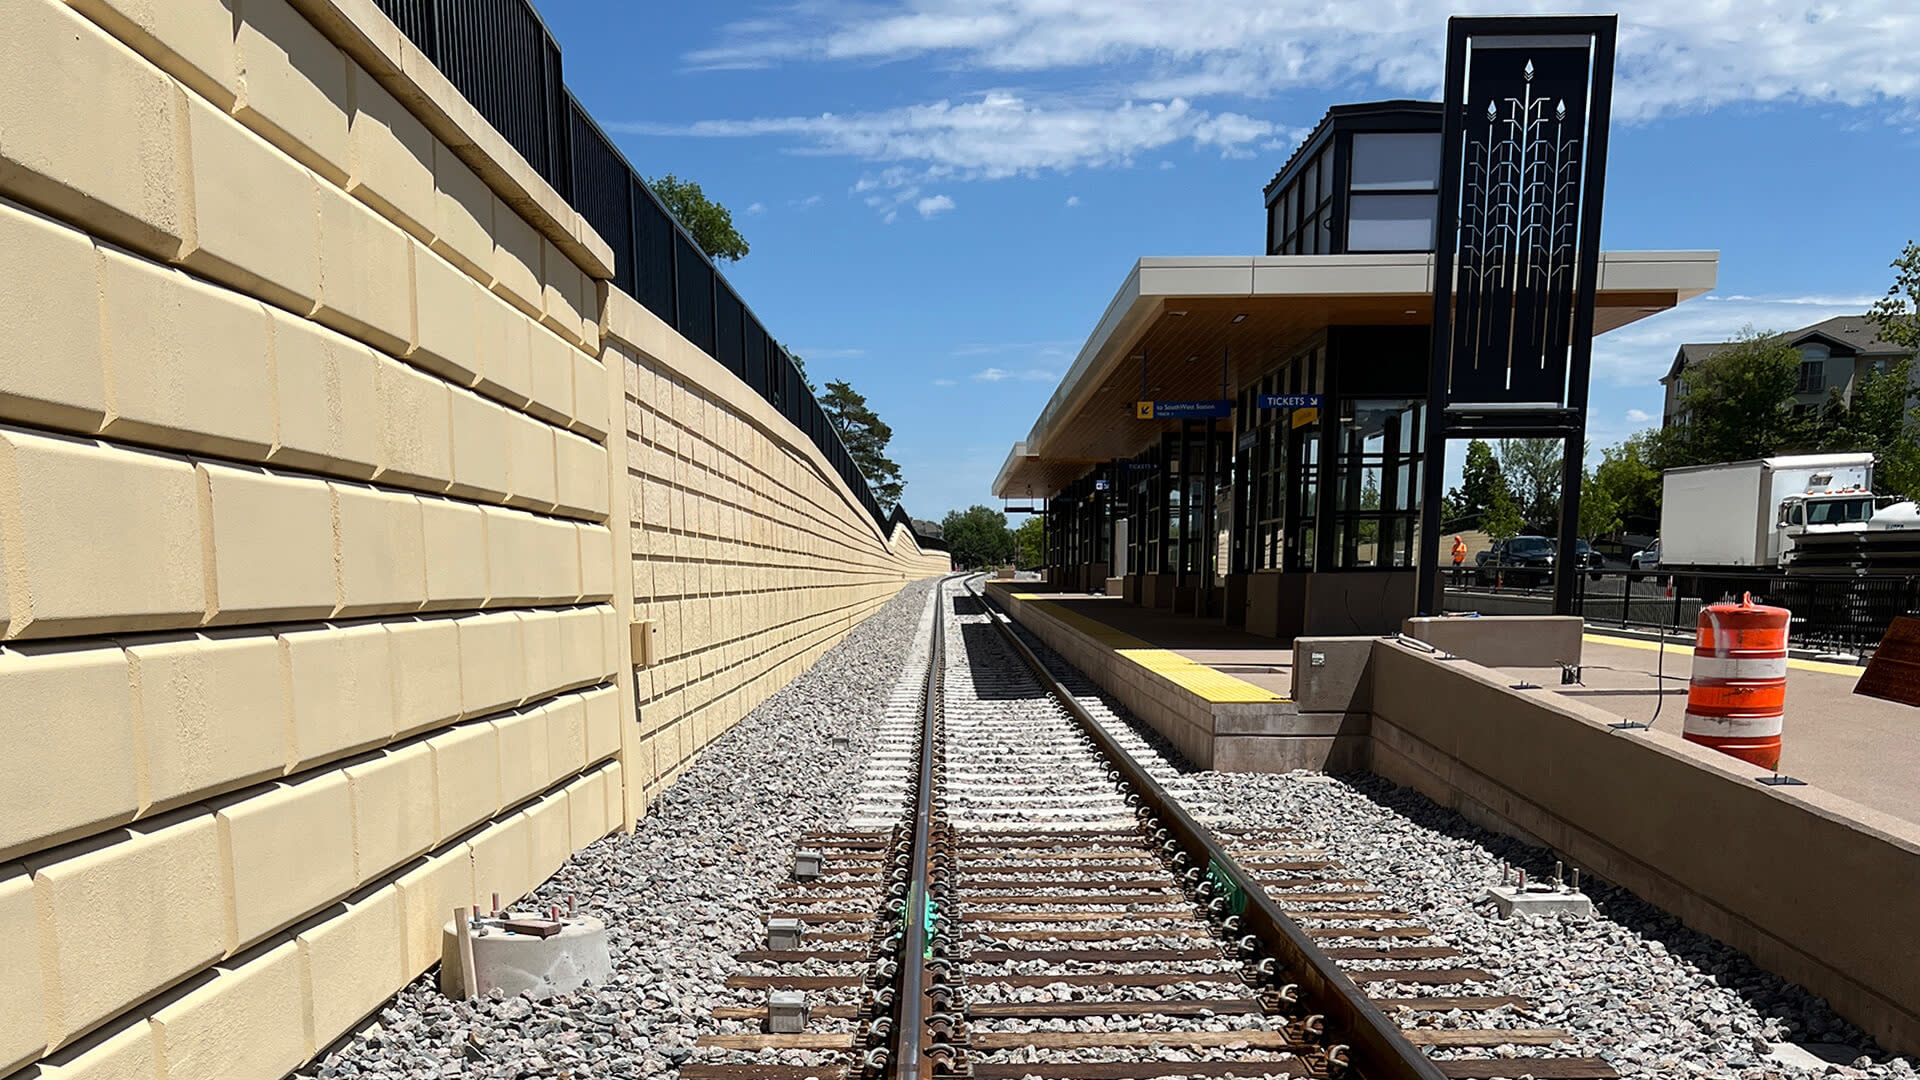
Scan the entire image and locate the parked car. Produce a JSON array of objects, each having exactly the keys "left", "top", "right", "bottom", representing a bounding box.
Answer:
[
  {"left": 1629, "top": 539, "right": 1661, "bottom": 571},
  {"left": 1570, "top": 538, "right": 1607, "bottom": 572},
  {"left": 1478, "top": 535, "right": 1557, "bottom": 585}
]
